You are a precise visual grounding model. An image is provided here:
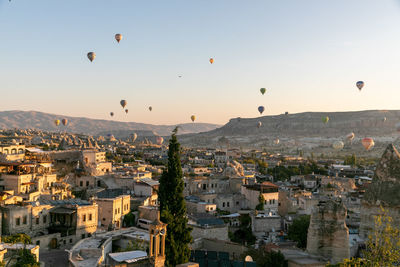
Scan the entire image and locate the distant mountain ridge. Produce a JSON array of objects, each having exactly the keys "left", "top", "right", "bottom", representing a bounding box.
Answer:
[
  {"left": 0, "top": 110, "right": 221, "bottom": 137},
  {"left": 178, "top": 110, "right": 400, "bottom": 151}
]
